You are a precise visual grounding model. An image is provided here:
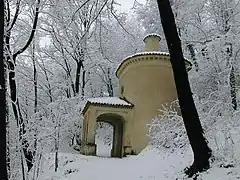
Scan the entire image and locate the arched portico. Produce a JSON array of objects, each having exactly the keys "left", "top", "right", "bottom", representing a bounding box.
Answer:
[{"left": 80, "top": 97, "right": 133, "bottom": 158}]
